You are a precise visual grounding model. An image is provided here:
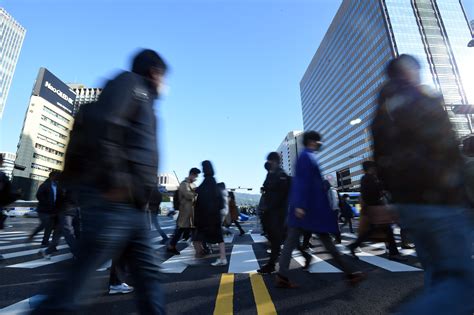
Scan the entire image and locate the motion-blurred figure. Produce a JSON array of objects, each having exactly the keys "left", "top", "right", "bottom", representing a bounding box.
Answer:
[
  {"left": 225, "top": 191, "right": 246, "bottom": 236},
  {"left": 149, "top": 187, "right": 169, "bottom": 244},
  {"left": 372, "top": 54, "right": 474, "bottom": 314},
  {"left": 275, "top": 131, "right": 364, "bottom": 288},
  {"left": 32, "top": 49, "right": 168, "bottom": 315}
]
